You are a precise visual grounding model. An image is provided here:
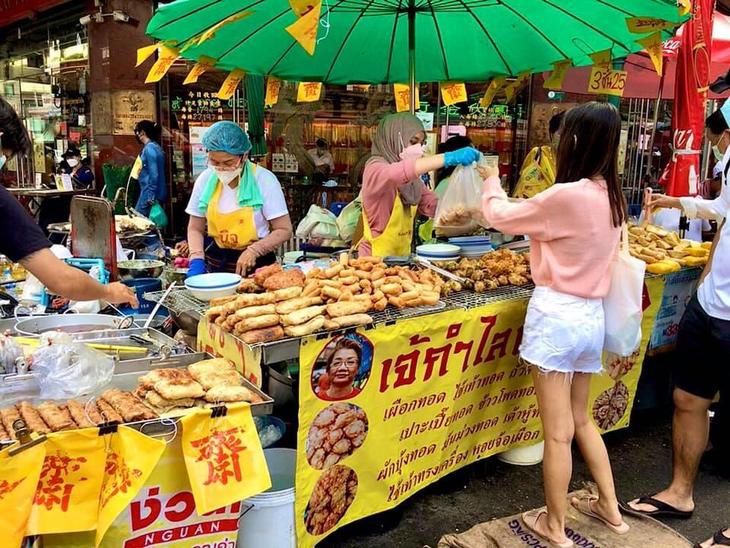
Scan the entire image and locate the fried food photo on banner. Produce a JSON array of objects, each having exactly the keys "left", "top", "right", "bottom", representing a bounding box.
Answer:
[
  {"left": 592, "top": 380, "right": 630, "bottom": 430},
  {"left": 305, "top": 465, "right": 358, "bottom": 536},
  {"left": 306, "top": 403, "right": 368, "bottom": 470}
]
